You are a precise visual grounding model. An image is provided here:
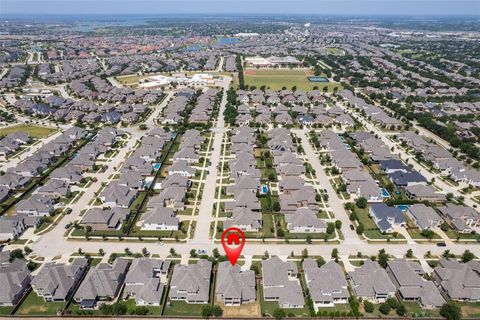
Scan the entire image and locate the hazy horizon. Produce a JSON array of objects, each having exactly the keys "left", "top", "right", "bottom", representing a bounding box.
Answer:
[{"left": 1, "top": 0, "right": 480, "bottom": 17}]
